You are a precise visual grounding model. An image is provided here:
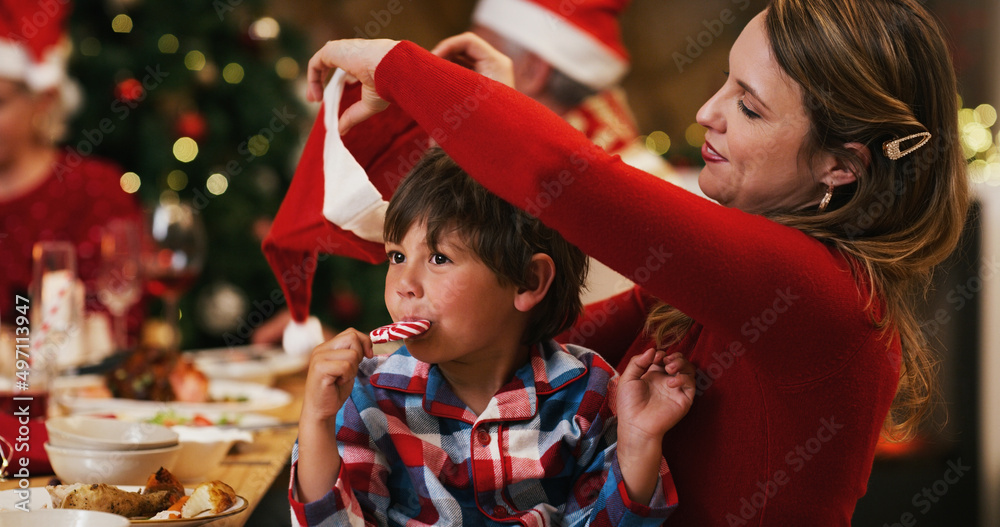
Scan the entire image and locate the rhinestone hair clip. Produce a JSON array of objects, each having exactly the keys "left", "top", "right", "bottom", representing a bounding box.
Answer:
[{"left": 882, "top": 131, "right": 932, "bottom": 160}]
